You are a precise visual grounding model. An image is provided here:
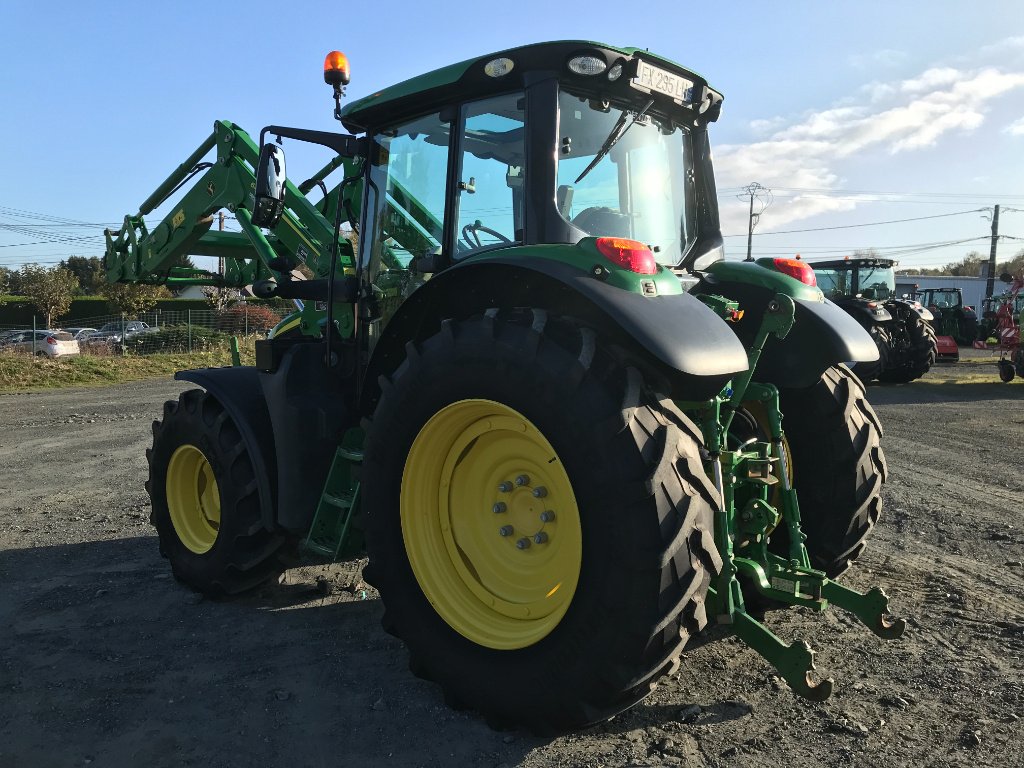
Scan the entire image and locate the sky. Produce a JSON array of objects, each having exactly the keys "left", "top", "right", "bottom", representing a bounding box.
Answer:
[{"left": 1, "top": 0, "right": 1022, "bottom": 273}]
